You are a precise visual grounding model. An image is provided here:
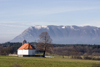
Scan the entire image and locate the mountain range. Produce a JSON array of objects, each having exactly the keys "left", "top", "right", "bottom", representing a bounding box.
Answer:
[{"left": 10, "top": 25, "right": 100, "bottom": 44}]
